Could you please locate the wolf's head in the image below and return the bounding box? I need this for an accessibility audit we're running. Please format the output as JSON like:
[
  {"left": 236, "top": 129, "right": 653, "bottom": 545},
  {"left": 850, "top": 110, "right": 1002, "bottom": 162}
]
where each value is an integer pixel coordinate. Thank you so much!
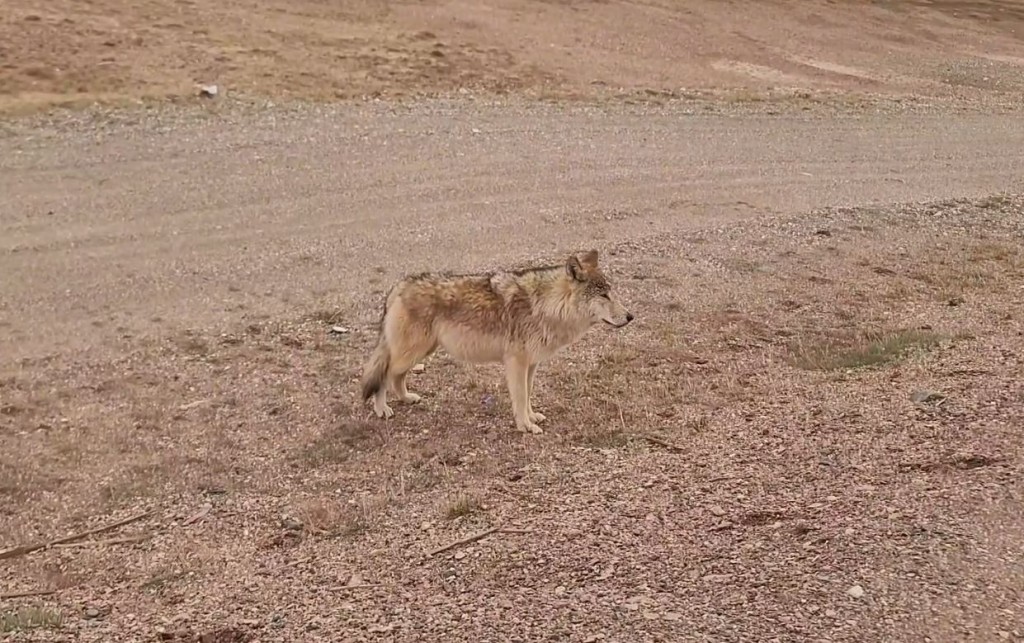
[{"left": 565, "top": 250, "right": 634, "bottom": 328}]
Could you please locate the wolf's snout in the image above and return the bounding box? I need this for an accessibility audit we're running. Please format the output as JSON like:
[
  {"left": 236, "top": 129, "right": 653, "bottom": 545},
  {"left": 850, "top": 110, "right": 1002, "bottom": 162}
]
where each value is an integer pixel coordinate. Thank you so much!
[{"left": 625, "top": 312, "right": 634, "bottom": 323}]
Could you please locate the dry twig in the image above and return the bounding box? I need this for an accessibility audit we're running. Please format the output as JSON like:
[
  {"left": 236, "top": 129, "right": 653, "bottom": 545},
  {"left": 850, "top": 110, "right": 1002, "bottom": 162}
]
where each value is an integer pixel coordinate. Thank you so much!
[
  {"left": 0, "top": 589, "right": 57, "bottom": 599},
  {"left": 0, "top": 510, "right": 156, "bottom": 561},
  {"left": 636, "top": 434, "right": 687, "bottom": 452},
  {"left": 53, "top": 534, "right": 151, "bottom": 549},
  {"left": 429, "top": 526, "right": 500, "bottom": 557},
  {"left": 183, "top": 504, "right": 212, "bottom": 526}
]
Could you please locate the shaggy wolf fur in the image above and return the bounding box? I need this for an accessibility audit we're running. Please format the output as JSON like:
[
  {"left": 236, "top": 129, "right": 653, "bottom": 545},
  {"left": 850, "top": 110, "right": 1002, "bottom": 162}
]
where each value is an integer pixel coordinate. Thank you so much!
[{"left": 360, "top": 249, "right": 633, "bottom": 434}]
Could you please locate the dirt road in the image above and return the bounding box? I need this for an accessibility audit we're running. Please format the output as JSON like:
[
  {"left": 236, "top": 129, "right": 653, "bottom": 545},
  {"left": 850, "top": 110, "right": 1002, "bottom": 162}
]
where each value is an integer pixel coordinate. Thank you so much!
[{"left": 2, "top": 105, "right": 1023, "bottom": 363}]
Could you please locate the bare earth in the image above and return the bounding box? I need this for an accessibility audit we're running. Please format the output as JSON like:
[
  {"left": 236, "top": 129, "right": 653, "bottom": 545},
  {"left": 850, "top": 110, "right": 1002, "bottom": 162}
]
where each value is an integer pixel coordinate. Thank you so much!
[{"left": 2, "top": 1, "right": 1024, "bottom": 642}]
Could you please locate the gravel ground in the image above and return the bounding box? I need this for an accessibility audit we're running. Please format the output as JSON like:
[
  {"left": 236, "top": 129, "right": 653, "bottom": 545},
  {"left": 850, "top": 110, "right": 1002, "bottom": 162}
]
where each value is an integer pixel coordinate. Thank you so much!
[{"left": 1, "top": 164, "right": 1023, "bottom": 640}]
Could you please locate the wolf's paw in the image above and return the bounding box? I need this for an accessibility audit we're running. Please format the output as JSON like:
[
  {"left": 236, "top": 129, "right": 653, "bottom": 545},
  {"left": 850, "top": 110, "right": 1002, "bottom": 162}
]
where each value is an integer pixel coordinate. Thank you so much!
[
  {"left": 529, "top": 411, "right": 547, "bottom": 423},
  {"left": 518, "top": 421, "right": 544, "bottom": 435},
  {"left": 374, "top": 404, "right": 394, "bottom": 419},
  {"left": 401, "top": 392, "right": 422, "bottom": 404}
]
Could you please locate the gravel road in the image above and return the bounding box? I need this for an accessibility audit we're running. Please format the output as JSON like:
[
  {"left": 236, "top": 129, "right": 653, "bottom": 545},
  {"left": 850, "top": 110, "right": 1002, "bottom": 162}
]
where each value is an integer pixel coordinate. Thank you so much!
[{"left": 2, "top": 104, "right": 1023, "bottom": 363}]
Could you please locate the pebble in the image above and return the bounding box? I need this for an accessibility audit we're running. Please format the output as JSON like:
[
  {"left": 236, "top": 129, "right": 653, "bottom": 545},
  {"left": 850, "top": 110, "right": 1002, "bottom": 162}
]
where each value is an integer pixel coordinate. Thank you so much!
[
  {"left": 847, "top": 584, "right": 866, "bottom": 598},
  {"left": 412, "top": 363, "right": 426, "bottom": 373},
  {"left": 708, "top": 505, "right": 726, "bottom": 517}
]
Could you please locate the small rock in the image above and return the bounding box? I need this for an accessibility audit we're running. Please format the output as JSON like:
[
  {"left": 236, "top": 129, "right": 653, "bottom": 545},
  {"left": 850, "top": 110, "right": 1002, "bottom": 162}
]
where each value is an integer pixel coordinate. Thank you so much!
[
  {"left": 825, "top": 609, "right": 838, "bottom": 618},
  {"left": 911, "top": 390, "right": 945, "bottom": 404},
  {"left": 198, "top": 84, "right": 219, "bottom": 98},
  {"left": 412, "top": 363, "right": 426, "bottom": 373},
  {"left": 947, "top": 296, "right": 965, "bottom": 307},
  {"left": 708, "top": 505, "right": 726, "bottom": 517},
  {"left": 84, "top": 608, "right": 101, "bottom": 619},
  {"left": 702, "top": 573, "right": 733, "bottom": 583},
  {"left": 814, "top": 229, "right": 832, "bottom": 237},
  {"left": 330, "top": 325, "right": 350, "bottom": 334},
  {"left": 847, "top": 584, "right": 865, "bottom": 598},
  {"left": 453, "top": 551, "right": 466, "bottom": 561},
  {"left": 554, "top": 585, "right": 566, "bottom": 595}
]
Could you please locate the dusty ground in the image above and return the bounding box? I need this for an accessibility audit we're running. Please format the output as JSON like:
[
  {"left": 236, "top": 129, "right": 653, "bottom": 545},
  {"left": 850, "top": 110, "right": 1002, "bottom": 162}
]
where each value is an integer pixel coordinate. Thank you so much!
[{"left": 2, "top": 0, "right": 1024, "bottom": 642}]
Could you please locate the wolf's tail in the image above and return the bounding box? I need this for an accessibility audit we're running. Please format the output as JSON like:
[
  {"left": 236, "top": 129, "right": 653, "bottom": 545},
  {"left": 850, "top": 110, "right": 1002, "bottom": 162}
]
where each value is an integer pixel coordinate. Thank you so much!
[{"left": 361, "top": 335, "right": 391, "bottom": 401}]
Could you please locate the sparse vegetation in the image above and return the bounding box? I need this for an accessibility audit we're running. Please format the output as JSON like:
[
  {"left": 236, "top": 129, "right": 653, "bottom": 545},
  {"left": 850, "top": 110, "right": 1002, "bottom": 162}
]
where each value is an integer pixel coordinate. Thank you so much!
[
  {"left": 787, "top": 329, "right": 945, "bottom": 371},
  {"left": 0, "top": 607, "right": 62, "bottom": 633},
  {"left": 443, "top": 493, "right": 483, "bottom": 520}
]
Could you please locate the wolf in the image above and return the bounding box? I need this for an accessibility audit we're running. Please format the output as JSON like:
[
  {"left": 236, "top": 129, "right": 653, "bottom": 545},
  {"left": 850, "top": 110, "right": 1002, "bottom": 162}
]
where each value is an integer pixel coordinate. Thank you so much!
[{"left": 359, "top": 249, "right": 634, "bottom": 434}]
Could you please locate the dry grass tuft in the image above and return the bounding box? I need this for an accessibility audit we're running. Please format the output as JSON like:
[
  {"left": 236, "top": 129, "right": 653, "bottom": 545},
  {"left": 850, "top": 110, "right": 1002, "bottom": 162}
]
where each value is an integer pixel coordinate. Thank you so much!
[
  {"left": 293, "top": 497, "right": 348, "bottom": 535},
  {"left": 0, "top": 607, "right": 63, "bottom": 633},
  {"left": 340, "top": 495, "right": 389, "bottom": 536},
  {"left": 788, "top": 329, "right": 945, "bottom": 371},
  {"left": 443, "top": 493, "right": 483, "bottom": 520},
  {"left": 298, "top": 420, "right": 383, "bottom": 468},
  {"left": 574, "top": 427, "right": 631, "bottom": 449}
]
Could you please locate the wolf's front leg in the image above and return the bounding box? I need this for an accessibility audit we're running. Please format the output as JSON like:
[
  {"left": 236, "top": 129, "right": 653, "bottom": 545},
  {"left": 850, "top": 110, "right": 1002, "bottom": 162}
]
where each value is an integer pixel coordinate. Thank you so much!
[
  {"left": 526, "top": 363, "right": 546, "bottom": 424},
  {"left": 505, "top": 354, "right": 542, "bottom": 434}
]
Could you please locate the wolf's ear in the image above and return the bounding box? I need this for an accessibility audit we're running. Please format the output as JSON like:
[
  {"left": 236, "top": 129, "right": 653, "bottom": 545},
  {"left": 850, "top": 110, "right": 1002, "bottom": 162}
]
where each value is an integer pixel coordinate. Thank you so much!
[
  {"left": 566, "top": 254, "right": 586, "bottom": 282},
  {"left": 580, "top": 249, "right": 599, "bottom": 269}
]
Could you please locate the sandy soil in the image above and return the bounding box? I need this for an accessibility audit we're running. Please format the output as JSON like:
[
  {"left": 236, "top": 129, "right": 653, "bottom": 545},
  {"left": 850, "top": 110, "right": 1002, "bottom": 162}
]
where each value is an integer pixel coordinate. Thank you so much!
[{"left": 2, "top": 1, "right": 1024, "bottom": 642}]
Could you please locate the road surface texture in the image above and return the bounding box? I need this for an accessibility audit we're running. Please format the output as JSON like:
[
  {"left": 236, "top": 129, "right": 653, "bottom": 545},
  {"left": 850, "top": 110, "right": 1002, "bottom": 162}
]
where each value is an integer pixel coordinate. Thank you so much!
[
  {"left": 2, "top": 0, "right": 1024, "bottom": 641},
  {"left": 3, "top": 105, "right": 1023, "bottom": 362}
]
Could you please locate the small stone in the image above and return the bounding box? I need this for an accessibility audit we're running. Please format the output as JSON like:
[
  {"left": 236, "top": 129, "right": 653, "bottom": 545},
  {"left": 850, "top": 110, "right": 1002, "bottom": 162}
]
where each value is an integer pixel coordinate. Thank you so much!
[
  {"left": 453, "top": 551, "right": 466, "bottom": 561},
  {"left": 84, "top": 608, "right": 101, "bottom": 619},
  {"left": 997, "top": 632, "right": 1010, "bottom": 640},
  {"left": 330, "top": 325, "right": 350, "bottom": 334},
  {"left": 814, "top": 229, "right": 832, "bottom": 237},
  {"left": 198, "top": 84, "right": 218, "bottom": 98},
  {"left": 847, "top": 584, "right": 865, "bottom": 598},
  {"left": 947, "top": 296, "right": 965, "bottom": 307},
  {"left": 554, "top": 585, "right": 566, "bottom": 595},
  {"left": 708, "top": 505, "right": 726, "bottom": 517},
  {"left": 825, "top": 609, "right": 838, "bottom": 618},
  {"left": 911, "top": 390, "right": 945, "bottom": 404},
  {"left": 412, "top": 363, "right": 426, "bottom": 373},
  {"left": 642, "top": 611, "right": 659, "bottom": 620}
]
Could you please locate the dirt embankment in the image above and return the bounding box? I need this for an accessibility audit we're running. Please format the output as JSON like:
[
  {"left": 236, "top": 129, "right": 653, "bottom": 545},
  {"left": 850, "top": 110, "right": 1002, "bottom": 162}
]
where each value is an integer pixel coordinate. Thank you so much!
[{"left": 2, "top": 0, "right": 1024, "bottom": 113}]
